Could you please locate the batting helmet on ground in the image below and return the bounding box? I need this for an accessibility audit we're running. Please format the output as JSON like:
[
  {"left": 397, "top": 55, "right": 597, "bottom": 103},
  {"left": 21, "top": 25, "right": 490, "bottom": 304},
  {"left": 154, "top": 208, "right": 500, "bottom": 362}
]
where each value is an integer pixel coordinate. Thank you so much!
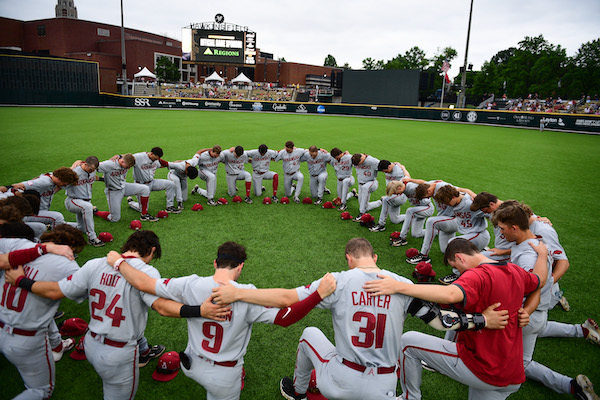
[
  {"left": 130, "top": 220, "right": 142, "bottom": 230},
  {"left": 98, "top": 232, "right": 113, "bottom": 242},
  {"left": 412, "top": 262, "right": 436, "bottom": 283}
]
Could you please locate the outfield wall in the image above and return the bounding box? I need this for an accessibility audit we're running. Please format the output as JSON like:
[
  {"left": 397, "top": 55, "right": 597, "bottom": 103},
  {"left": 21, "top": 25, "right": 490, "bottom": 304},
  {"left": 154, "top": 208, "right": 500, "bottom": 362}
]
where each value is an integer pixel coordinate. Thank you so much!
[{"left": 107, "top": 94, "right": 600, "bottom": 134}]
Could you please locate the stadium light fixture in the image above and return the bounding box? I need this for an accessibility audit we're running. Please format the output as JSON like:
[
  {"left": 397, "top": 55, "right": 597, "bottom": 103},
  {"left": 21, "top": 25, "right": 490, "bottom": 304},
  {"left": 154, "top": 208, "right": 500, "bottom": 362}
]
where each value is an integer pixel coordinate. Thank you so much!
[
  {"left": 120, "top": 0, "right": 127, "bottom": 95},
  {"left": 458, "top": 0, "right": 474, "bottom": 108}
]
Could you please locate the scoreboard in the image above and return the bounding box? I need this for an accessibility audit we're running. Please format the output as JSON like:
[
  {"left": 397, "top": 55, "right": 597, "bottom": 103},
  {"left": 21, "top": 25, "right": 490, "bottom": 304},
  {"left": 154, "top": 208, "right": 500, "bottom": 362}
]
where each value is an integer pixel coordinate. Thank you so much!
[{"left": 182, "top": 22, "right": 256, "bottom": 65}]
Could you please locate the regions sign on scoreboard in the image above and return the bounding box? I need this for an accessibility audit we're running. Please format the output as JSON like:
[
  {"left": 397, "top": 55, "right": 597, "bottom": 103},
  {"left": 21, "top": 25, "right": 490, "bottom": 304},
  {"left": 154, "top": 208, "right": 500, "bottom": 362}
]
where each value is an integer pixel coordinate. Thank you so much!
[{"left": 182, "top": 21, "right": 256, "bottom": 65}]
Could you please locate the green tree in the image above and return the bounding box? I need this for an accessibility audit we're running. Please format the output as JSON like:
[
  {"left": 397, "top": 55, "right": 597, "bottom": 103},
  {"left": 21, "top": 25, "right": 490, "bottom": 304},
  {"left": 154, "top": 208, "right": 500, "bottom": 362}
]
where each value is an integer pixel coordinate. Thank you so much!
[
  {"left": 155, "top": 56, "right": 180, "bottom": 83},
  {"left": 570, "top": 38, "right": 600, "bottom": 97},
  {"left": 362, "top": 57, "right": 384, "bottom": 70},
  {"left": 342, "top": 62, "right": 351, "bottom": 69},
  {"left": 384, "top": 46, "right": 429, "bottom": 70},
  {"left": 324, "top": 54, "right": 338, "bottom": 67}
]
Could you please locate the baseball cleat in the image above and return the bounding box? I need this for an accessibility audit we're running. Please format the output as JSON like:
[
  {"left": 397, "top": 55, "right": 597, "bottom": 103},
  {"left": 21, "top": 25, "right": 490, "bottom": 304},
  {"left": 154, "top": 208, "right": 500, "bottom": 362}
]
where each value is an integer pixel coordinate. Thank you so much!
[
  {"left": 126, "top": 196, "right": 133, "bottom": 203},
  {"left": 406, "top": 253, "right": 431, "bottom": 265},
  {"left": 271, "top": 195, "right": 279, "bottom": 203},
  {"left": 314, "top": 198, "right": 323, "bottom": 205},
  {"left": 191, "top": 184, "right": 200, "bottom": 195},
  {"left": 369, "top": 224, "right": 386, "bottom": 232},
  {"left": 139, "top": 344, "right": 166, "bottom": 368},
  {"left": 206, "top": 199, "right": 218, "bottom": 206},
  {"left": 353, "top": 213, "right": 364, "bottom": 222},
  {"left": 244, "top": 196, "right": 253, "bottom": 204},
  {"left": 421, "top": 360, "right": 438, "bottom": 373},
  {"left": 439, "top": 273, "right": 460, "bottom": 285},
  {"left": 54, "top": 311, "right": 65, "bottom": 320},
  {"left": 391, "top": 237, "right": 408, "bottom": 247},
  {"left": 88, "top": 237, "right": 105, "bottom": 247},
  {"left": 572, "top": 374, "right": 598, "bottom": 400},
  {"left": 293, "top": 196, "right": 300, "bottom": 204},
  {"left": 280, "top": 377, "right": 307, "bottom": 400},
  {"left": 324, "top": 187, "right": 331, "bottom": 195},
  {"left": 53, "top": 338, "right": 75, "bottom": 362},
  {"left": 559, "top": 295, "right": 571, "bottom": 311},
  {"left": 140, "top": 213, "right": 159, "bottom": 222},
  {"left": 583, "top": 319, "right": 600, "bottom": 346},
  {"left": 92, "top": 206, "right": 98, "bottom": 214},
  {"left": 351, "top": 188, "right": 358, "bottom": 198},
  {"left": 166, "top": 206, "right": 182, "bottom": 214},
  {"left": 177, "top": 202, "right": 184, "bottom": 210},
  {"left": 261, "top": 185, "right": 266, "bottom": 193},
  {"left": 338, "top": 204, "right": 347, "bottom": 211}
]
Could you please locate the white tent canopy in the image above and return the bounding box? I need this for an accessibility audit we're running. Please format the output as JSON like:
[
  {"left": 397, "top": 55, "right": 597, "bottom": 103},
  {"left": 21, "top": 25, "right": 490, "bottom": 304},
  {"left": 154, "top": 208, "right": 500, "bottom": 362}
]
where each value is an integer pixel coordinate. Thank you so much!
[
  {"left": 232, "top": 72, "right": 252, "bottom": 84},
  {"left": 134, "top": 67, "right": 156, "bottom": 79},
  {"left": 205, "top": 71, "right": 224, "bottom": 82}
]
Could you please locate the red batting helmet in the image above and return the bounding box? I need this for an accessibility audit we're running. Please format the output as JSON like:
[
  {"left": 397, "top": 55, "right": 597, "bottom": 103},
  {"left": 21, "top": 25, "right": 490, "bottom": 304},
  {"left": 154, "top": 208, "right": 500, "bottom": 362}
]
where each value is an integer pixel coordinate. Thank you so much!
[
  {"left": 405, "top": 247, "right": 419, "bottom": 258},
  {"left": 232, "top": 195, "right": 243, "bottom": 203},
  {"left": 58, "top": 317, "right": 88, "bottom": 337},
  {"left": 322, "top": 201, "right": 334, "bottom": 209},
  {"left": 157, "top": 210, "right": 169, "bottom": 219},
  {"left": 263, "top": 197, "right": 272, "bottom": 204},
  {"left": 130, "top": 220, "right": 142, "bottom": 230},
  {"left": 390, "top": 231, "right": 401, "bottom": 240},
  {"left": 340, "top": 211, "right": 352, "bottom": 220},
  {"left": 302, "top": 197, "right": 313, "bottom": 204},
  {"left": 98, "top": 232, "right": 113, "bottom": 242},
  {"left": 280, "top": 196, "right": 290, "bottom": 204},
  {"left": 70, "top": 336, "right": 87, "bottom": 361},
  {"left": 152, "top": 351, "right": 181, "bottom": 382},
  {"left": 413, "top": 262, "right": 436, "bottom": 283},
  {"left": 217, "top": 198, "right": 228, "bottom": 205},
  {"left": 307, "top": 369, "right": 328, "bottom": 399}
]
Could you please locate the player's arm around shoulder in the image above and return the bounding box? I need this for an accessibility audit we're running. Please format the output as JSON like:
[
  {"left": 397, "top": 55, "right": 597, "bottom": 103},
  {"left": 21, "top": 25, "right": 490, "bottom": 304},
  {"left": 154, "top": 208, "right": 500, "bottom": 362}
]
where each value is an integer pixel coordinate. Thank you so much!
[
  {"left": 5, "top": 265, "right": 66, "bottom": 300},
  {"left": 107, "top": 250, "right": 157, "bottom": 294},
  {"left": 363, "top": 273, "right": 464, "bottom": 305}
]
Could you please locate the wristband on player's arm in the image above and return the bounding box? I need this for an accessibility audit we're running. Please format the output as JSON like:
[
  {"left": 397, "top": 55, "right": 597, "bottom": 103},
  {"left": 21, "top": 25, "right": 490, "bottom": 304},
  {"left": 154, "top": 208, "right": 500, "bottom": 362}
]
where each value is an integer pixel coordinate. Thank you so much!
[
  {"left": 180, "top": 304, "right": 202, "bottom": 318},
  {"left": 15, "top": 275, "right": 35, "bottom": 292},
  {"left": 8, "top": 244, "right": 47, "bottom": 267},
  {"left": 274, "top": 290, "right": 323, "bottom": 327}
]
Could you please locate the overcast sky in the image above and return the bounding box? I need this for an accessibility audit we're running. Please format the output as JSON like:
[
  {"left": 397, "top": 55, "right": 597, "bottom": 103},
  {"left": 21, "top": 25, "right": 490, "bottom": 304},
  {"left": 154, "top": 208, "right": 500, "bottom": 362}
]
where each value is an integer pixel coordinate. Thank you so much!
[{"left": 1, "top": 0, "right": 599, "bottom": 78}]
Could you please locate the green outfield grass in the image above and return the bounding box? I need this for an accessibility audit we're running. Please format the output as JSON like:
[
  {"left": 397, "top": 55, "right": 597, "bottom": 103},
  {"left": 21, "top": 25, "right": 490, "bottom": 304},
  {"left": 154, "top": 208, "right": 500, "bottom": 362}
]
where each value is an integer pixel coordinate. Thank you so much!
[{"left": 1, "top": 106, "right": 599, "bottom": 399}]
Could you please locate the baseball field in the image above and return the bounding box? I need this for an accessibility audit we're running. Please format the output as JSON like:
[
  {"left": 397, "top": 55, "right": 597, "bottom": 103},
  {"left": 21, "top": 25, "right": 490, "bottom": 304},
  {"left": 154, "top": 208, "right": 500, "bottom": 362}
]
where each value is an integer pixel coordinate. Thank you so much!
[{"left": 1, "top": 106, "right": 599, "bottom": 399}]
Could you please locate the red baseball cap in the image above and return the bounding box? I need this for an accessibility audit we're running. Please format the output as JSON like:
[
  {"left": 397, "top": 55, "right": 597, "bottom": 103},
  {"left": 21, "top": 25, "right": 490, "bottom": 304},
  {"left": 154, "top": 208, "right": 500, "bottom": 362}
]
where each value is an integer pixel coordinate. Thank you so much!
[
  {"left": 263, "top": 197, "right": 272, "bottom": 204},
  {"left": 415, "top": 261, "right": 436, "bottom": 277},
  {"left": 152, "top": 351, "right": 180, "bottom": 382},
  {"left": 280, "top": 197, "right": 290, "bottom": 204},
  {"left": 232, "top": 195, "right": 243, "bottom": 203},
  {"left": 130, "top": 220, "right": 142, "bottom": 230},
  {"left": 59, "top": 317, "right": 88, "bottom": 337},
  {"left": 157, "top": 210, "right": 168, "bottom": 218},
  {"left": 191, "top": 203, "right": 203, "bottom": 211},
  {"left": 70, "top": 336, "right": 87, "bottom": 361},
  {"left": 98, "top": 232, "right": 113, "bottom": 242},
  {"left": 302, "top": 197, "right": 313, "bottom": 204},
  {"left": 322, "top": 201, "right": 334, "bottom": 209}
]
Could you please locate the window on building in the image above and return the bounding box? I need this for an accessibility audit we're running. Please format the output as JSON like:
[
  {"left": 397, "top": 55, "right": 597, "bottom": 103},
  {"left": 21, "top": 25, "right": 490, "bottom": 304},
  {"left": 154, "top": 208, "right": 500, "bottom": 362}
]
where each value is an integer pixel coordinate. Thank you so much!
[
  {"left": 37, "top": 25, "right": 46, "bottom": 36},
  {"left": 97, "top": 28, "right": 110, "bottom": 37},
  {"left": 62, "top": 9, "right": 68, "bottom": 17}
]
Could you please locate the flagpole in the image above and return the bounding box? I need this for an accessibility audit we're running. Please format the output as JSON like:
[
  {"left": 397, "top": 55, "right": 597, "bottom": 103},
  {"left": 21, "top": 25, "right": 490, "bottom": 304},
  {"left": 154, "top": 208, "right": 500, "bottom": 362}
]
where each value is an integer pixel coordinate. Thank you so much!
[{"left": 440, "top": 75, "right": 446, "bottom": 108}]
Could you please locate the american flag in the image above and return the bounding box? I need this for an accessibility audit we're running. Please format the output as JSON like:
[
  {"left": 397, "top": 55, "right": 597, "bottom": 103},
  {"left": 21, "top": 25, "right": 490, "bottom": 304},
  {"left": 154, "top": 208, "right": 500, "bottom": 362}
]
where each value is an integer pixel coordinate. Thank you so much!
[{"left": 441, "top": 60, "right": 450, "bottom": 73}]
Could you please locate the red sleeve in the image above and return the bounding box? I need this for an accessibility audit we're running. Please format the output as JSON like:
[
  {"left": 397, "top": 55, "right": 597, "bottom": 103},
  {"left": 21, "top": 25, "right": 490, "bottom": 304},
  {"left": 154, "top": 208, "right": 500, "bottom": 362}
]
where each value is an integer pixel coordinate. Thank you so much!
[
  {"left": 273, "top": 290, "right": 323, "bottom": 327},
  {"left": 8, "top": 244, "right": 46, "bottom": 267},
  {"left": 158, "top": 159, "right": 169, "bottom": 168},
  {"left": 453, "top": 269, "right": 484, "bottom": 310},
  {"left": 514, "top": 267, "right": 540, "bottom": 296}
]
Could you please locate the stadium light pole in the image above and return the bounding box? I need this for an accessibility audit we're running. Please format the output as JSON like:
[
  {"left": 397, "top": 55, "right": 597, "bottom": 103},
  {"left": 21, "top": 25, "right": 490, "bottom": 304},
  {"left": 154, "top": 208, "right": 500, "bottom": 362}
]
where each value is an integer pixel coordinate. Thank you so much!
[
  {"left": 458, "top": 0, "right": 474, "bottom": 108},
  {"left": 120, "top": 0, "right": 127, "bottom": 95}
]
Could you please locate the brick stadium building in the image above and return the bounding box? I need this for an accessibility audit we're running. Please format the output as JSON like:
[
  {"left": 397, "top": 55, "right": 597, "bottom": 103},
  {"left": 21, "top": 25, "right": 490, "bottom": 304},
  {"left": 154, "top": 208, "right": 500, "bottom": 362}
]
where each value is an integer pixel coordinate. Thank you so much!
[{"left": 0, "top": 1, "right": 340, "bottom": 94}]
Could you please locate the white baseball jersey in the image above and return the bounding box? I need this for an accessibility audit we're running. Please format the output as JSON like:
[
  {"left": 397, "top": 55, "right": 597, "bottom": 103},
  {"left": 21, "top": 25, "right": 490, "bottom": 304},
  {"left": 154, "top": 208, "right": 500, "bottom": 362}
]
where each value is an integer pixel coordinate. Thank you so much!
[
  {"left": 246, "top": 149, "right": 277, "bottom": 173},
  {"left": 510, "top": 239, "right": 554, "bottom": 311},
  {"left": 220, "top": 150, "right": 249, "bottom": 175},
  {"left": 276, "top": 148, "right": 305, "bottom": 174},
  {"left": 97, "top": 159, "right": 128, "bottom": 190},
  {"left": 329, "top": 154, "right": 353, "bottom": 180},
  {"left": 452, "top": 195, "right": 488, "bottom": 235},
  {"left": 196, "top": 152, "right": 223, "bottom": 174},
  {"left": 404, "top": 182, "right": 432, "bottom": 207},
  {"left": 132, "top": 152, "right": 159, "bottom": 183},
  {"left": 530, "top": 221, "right": 568, "bottom": 262},
  {"left": 302, "top": 151, "right": 332, "bottom": 176},
  {"left": 167, "top": 160, "right": 188, "bottom": 180},
  {"left": 21, "top": 173, "right": 56, "bottom": 211},
  {"left": 427, "top": 180, "right": 454, "bottom": 216},
  {"left": 66, "top": 165, "right": 96, "bottom": 200},
  {"left": 0, "top": 239, "right": 79, "bottom": 331},
  {"left": 486, "top": 214, "right": 514, "bottom": 250},
  {"left": 354, "top": 155, "right": 379, "bottom": 185},
  {"left": 154, "top": 275, "right": 279, "bottom": 362},
  {"left": 384, "top": 164, "right": 406, "bottom": 183},
  {"left": 296, "top": 268, "right": 413, "bottom": 368},
  {"left": 59, "top": 257, "right": 160, "bottom": 342}
]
